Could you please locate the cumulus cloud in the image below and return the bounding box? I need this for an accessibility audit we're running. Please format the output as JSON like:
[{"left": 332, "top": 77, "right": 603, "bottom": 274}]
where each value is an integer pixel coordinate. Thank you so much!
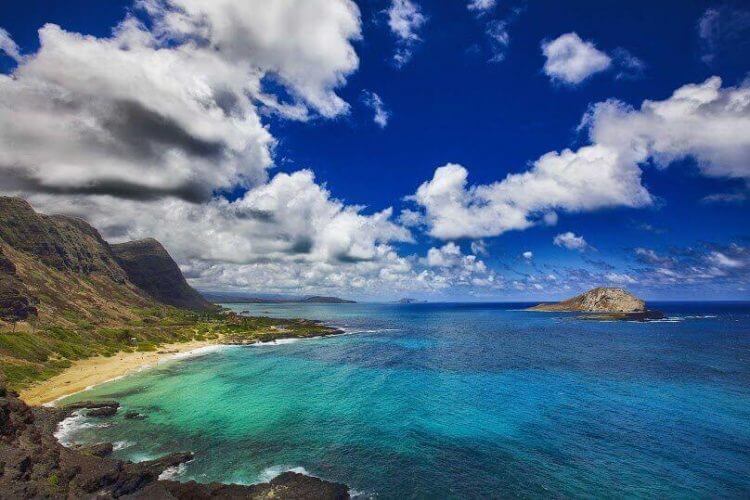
[
  {"left": 541, "top": 32, "right": 611, "bottom": 85},
  {"left": 407, "top": 76, "right": 749, "bottom": 240},
  {"left": 140, "top": 0, "right": 362, "bottom": 117},
  {"left": 523, "top": 251, "right": 533, "bottom": 260},
  {"left": 0, "top": 1, "right": 477, "bottom": 298},
  {"left": 553, "top": 232, "right": 588, "bottom": 251},
  {"left": 583, "top": 76, "right": 750, "bottom": 181},
  {"left": 0, "top": 0, "right": 362, "bottom": 204},
  {"left": 408, "top": 147, "right": 650, "bottom": 239},
  {"left": 361, "top": 90, "right": 390, "bottom": 128},
  {"left": 24, "top": 169, "right": 412, "bottom": 265},
  {"left": 386, "top": 0, "right": 426, "bottom": 67}
]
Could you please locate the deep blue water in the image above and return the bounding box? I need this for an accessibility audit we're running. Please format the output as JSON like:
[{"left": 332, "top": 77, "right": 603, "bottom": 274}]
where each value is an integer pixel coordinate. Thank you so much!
[{"left": 60, "top": 302, "right": 750, "bottom": 498}]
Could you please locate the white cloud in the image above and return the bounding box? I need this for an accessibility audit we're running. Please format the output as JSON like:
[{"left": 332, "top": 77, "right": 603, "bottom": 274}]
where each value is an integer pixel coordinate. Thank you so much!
[
  {"left": 541, "top": 32, "right": 611, "bottom": 85},
  {"left": 467, "top": 0, "right": 496, "bottom": 14},
  {"left": 408, "top": 76, "right": 749, "bottom": 241},
  {"left": 523, "top": 251, "right": 533, "bottom": 260},
  {"left": 426, "top": 242, "right": 462, "bottom": 267},
  {"left": 361, "top": 90, "right": 390, "bottom": 128},
  {"left": 409, "top": 146, "right": 651, "bottom": 239},
  {"left": 140, "top": 0, "right": 362, "bottom": 117},
  {"left": 25, "top": 169, "right": 412, "bottom": 266},
  {"left": 0, "top": 1, "right": 463, "bottom": 298},
  {"left": 553, "top": 232, "right": 588, "bottom": 251},
  {"left": 543, "top": 211, "right": 559, "bottom": 226},
  {"left": 605, "top": 272, "right": 637, "bottom": 284},
  {"left": 583, "top": 76, "right": 750, "bottom": 180},
  {"left": 0, "top": 28, "right": 21, "bottom": 61},
  {"left": 0, "top": 1, "right": 362, "bottom": 204},
  {"left": 386, "top": 0, "right": 426, "bottom": 67},
  {"left": 708, "top": 251, "right": 744, "bottom": 268},
  {"left": 486, "top": 20, "right": 511, "bottom": 63},
  {"left": 470, "top": 240, "right": 488, "bottom": 256},
  {"left": 397, "top": 208, "right": 424, "bottom": 227},
  {"left": 612, "top": 48, "right": 645, "bottom": 80}
]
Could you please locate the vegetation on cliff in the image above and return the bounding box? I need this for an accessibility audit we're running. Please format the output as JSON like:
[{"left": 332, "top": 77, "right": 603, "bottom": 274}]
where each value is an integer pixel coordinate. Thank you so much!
[{"left": 0, "top": 198, "right": 339, "bottom": 390}]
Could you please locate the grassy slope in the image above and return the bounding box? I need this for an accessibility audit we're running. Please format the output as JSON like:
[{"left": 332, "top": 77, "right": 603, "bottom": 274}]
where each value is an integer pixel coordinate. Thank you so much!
[
  {"left": 0, "top": 308, "right": 339, "bottom": 390},
  {"left": 0, "top": 198, "right": 340, "bottom": 391}
]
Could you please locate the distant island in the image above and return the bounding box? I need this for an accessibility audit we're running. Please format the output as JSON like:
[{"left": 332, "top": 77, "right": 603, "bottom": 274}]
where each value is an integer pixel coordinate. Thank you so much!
[
  {"left": 528, "top": 287, "right": 665, "bottom": 320},
  {"left": 397, "top": 298, "right": 427, "bottom": 304},
  {"left": 202, "top": 291, "right": 356, "bottom": 304}
]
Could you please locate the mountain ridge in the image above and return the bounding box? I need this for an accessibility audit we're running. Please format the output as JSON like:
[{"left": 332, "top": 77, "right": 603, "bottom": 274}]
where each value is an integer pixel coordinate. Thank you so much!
[{"left": 111, "top": 238, "right": 214, "bottom": 311}]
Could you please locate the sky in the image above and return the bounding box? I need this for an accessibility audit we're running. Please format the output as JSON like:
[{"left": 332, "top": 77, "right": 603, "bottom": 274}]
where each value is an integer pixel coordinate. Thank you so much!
[{"left": 0, "top": 0, "right": 748, "bottom": 301}]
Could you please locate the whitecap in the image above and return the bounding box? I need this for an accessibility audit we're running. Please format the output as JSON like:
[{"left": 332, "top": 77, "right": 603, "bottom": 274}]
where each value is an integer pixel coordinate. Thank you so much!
[
  {"left": 256, "top": 465, "right": 311, "bottom": 483},
  {"left": 165, "top": 344, "right": 229, "bottom": 361},
  {"left": 350, "top": 489, "right": 377, "bottom": 499},
  {"left": 113, "top": 440, "right": 134, "bottom": 451},
  {"left": 158, "top": 462, "right": 188, "bottom": 480},
  {"left": 53, "top": 411, "right": 110, "bottom": 446}
]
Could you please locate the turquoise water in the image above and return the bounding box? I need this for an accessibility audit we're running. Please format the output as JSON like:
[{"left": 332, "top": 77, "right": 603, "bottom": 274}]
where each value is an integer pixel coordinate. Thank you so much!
[{"left": 60, "top": 303, "right": 750, "bottom": 498}]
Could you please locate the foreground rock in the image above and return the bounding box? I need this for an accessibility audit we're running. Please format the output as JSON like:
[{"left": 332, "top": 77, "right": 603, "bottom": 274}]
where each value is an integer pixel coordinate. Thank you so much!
[
  {"left": 528, "top": 287, "right": 664, "bottom": 320},
  {"left": 0, "top": 376, "right": 349, "bottom": 499}
]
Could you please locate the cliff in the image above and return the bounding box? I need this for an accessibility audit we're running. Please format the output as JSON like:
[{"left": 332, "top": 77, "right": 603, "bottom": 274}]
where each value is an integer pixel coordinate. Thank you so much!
[
  {"left": 111, "top": 238, "right": 214, "bottom": 311},
  {"left": 0, "top": 197, "right": 221, "bottom": 387},
  {"left": 0, "top": 197, "right": 154, "bottom": 326},
  {"left": 529, "top": 287, "right": 648, "bottom": 313}
]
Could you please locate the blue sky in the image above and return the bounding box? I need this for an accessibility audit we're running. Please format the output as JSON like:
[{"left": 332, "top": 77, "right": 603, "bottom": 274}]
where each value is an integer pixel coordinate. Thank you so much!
[{"left": 0, "top": 0, "right": 748, "bottom": 300}]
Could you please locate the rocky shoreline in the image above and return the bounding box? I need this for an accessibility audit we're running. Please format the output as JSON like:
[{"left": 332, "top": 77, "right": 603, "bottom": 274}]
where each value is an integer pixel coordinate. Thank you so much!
[{"left": 1, "top": 376, "right": 350, "bottom": 499}]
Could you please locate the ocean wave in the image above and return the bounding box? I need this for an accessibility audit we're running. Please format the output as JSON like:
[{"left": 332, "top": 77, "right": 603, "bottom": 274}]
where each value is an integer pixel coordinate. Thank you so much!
[
  {"left": 158, "top": 462, "right": 189, "bottom": 481},
  {"left": 113, "top": 440, "right": 134, "bottom": 451},
  {"left": 350, "top": 489, "right": 377, "bottom": 499},
  {"left": 165, "top": 344, "right": 229, "bottom": 361},
  {"left": 256, "top": 465, "right": 311, "bottom": 483},
  {"left": 53, "top": 411, "right": 111, "bottom": 447},
  {"left": 643, "top": 315, "right": 719, "bottom": 323},
  {"left": 249, "top": 337, "right": 302, "bottom": 347}
]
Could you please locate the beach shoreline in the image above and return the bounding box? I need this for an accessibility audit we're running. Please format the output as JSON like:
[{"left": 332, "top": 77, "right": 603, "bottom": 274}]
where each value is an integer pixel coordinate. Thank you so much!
[
  {"left": 18, "top": 323, "right": 347, "bottom": 406},
  {"left": 19, "top": 338, "right": 224, "bottom": 406}
]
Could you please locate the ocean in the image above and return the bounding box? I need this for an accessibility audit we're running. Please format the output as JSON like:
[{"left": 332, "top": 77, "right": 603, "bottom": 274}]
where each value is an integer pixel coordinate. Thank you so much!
[{"left": 58, "top": 302, "right": 750, "bottom": 498}]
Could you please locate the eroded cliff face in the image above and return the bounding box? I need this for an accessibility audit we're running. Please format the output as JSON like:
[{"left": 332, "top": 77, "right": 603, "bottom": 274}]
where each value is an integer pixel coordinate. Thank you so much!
[
  {"left": 0, "top": 375, "right": 349, "bottom": 499},
  {"left": 529, "top": 287, "right": 647, "bottom": 313},
  {"left": 111, "top": 238, "right": 214, "bottom": 311},
  {"left": 0, "top": 197, "right": 213, "bottom": 326}
]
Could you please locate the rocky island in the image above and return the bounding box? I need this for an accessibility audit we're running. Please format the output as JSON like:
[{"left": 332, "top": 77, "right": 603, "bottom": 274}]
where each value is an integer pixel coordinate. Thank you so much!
[{"left": 528, "top": 287, "right": 665, "bottom": 320}]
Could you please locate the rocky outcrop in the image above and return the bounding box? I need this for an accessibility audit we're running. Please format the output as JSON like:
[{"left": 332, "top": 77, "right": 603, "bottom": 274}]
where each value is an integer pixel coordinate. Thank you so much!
[
  {"left": 112, "top": 238, "right": 215, "bottom": 311},
  {"left": 529, "top": 287, "right": 646, "bottom": 313},
  {"left": 528, "top": 287, "right": 664, "bottom": 321},
  {"left": 0, "top": 375, "right": 349, "bottom": 499}
]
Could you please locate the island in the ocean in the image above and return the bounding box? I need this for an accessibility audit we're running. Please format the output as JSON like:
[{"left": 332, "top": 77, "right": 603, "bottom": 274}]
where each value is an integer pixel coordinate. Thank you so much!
[
  {"left": 528, "top": 287, "right": 665, "bottom": 321},
  {"left": 0, "top": 196, "right": 350, "bottom": 498}
]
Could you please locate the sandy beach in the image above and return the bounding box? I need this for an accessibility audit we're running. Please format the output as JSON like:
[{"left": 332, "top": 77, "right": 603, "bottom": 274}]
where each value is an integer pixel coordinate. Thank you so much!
[{"left": 19, "top": 339, "right": 223, "bottom": 406}]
